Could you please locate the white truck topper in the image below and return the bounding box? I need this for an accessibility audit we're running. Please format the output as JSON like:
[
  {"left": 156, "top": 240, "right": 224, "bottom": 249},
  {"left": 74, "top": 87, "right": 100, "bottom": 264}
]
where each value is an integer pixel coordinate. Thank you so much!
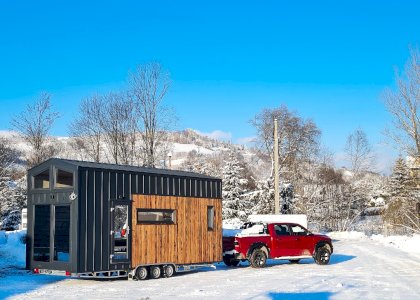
[{"left": 247, "top": 214, "right": 308, "bottom": 229}]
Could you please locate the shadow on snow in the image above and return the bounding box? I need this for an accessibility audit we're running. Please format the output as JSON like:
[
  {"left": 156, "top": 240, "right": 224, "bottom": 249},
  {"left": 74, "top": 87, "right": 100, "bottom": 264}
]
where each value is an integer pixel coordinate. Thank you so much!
[
  {"left": 0, "top": 268, "right": 66, "bottom": 299},
  {"left": 267, "top": 291, "right": 335, "bottom": 300}
]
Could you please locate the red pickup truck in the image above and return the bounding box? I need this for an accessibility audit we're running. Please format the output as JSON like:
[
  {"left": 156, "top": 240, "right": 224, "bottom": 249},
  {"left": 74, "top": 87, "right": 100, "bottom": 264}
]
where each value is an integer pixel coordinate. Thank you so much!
[{"left": 223, "top": 222, "right": 333, "bottom": 268}]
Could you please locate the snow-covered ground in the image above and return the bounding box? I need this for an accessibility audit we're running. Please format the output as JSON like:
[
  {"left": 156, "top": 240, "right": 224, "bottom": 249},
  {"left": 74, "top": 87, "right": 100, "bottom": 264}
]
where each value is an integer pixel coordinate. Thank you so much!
[{"left": 1, "top": 230, "right": 420, "bottom": 299}]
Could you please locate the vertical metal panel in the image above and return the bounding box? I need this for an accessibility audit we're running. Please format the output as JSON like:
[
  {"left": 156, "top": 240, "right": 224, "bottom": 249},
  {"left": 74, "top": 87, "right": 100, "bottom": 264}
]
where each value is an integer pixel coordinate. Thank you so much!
[
  {"left": 186, "top": 178, "right": 191, "bottom": 197},
  {"left": 191, "top": 179, "right": 196, "bottom": 197},
  {"left": 156, "top": 176, "right": 162, "bottom": 195},
  {"left": 117, "top": 172, "right": 124, "bottom": 198},
  {"left": 174, "top": 177, "right": 180, "bottom": 195},
  {"left": 94, "top": 171, "right": 103, "bottom": 271},
  {"left": 110, "top": 172, "right": 117, "bottom": 200},
  {"left": 180, "top": 178, "right": 185, "bottom": 197},
  {"left": 102, "top": 171, "right": 110, "bottom": 271},
  {"left": 144, "top": 175, "right": 150, "bottom": 194},
  {"left": 77, "top": 170, "right": 87, "bottom": 272},
  {"left": 162, "top": 177, "right": 168, "bottom": 196},
  {"left": 86, "top": 170, "right": 95, "bottom": 271},
  {"left": 150, "top": 175, "right": 155, "bottom": 194}
]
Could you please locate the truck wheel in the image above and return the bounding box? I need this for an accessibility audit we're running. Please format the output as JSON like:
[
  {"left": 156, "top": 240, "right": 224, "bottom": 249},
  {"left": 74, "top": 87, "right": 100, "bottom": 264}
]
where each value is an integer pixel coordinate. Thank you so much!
[
  {"left": 289, "top": 259, "right": 300, "bottom": 264},
  {"left": 135, "top": 266, "right": 148, "bottom": 280},
  {"left": 315, "top": 247, "right": 331, "bottom": 265},
  {"left": 164, "top": 265, "right": 175, "bottom": 278},
  {"left": 250, "top": 249, "right": 267, "bottom": 268},
  {"left": 150, "top": 266, "right": 162, "bottom": 279}
]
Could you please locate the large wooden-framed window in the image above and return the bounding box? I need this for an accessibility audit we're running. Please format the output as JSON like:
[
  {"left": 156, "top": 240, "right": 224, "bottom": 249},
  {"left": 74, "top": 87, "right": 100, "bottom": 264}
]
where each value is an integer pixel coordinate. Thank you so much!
[
  {"left": 137, "top": 209, "right": 176, "bottom": 224},
  {"left": 207, "top": 206, "right": 214, "bottom": 231}
]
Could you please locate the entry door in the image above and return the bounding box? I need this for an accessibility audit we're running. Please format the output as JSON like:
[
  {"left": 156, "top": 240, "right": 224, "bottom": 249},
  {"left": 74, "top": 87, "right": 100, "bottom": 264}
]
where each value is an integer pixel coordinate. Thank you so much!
[
  {"left": 32, "top": 192, "right": 72, "bottom": 268},
  {"left": 110, "top": 200, "right": 132, "bottom": 264}
]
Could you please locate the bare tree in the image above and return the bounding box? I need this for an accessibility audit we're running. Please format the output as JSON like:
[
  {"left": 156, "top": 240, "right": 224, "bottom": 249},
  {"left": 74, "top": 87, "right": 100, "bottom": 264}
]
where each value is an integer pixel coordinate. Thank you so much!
[
  {"left": 344, "top": 129, "right": 375, "bottom": 174},
  {"left": 251, "top": 105, "right": 321, "bottom": 179},
  {"left": 11, "top": 92, "right": 59, "bottom": 166},
  {"left": 99, "top": 93, "right": 138, "bottom": 165},
  {"left": 384, "top": 47, "right": 420, "bottom": 156},
  {"left": 69, "top": 95, "right": 104, "bottom": 162},
  {"left": 128, "top": 62, "right": 175, "bottom": 167}
]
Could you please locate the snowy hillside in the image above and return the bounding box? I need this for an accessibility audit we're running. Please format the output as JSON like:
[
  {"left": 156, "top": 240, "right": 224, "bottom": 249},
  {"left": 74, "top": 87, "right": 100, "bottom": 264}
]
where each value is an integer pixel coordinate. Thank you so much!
[{"left": 0, "top": 129, "right": 260, "bottom": 173}]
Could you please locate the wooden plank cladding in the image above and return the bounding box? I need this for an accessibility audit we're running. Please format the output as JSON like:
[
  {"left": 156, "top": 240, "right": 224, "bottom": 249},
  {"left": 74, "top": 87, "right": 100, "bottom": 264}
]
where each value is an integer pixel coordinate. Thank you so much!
[{"left": 131, "top": 195, "right": 222, "bottom": 266}]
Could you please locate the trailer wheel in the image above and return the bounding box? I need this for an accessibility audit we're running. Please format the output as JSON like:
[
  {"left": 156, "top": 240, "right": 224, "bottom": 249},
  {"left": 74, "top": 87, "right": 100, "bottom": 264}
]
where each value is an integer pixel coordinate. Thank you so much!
[
  {"left": 135, "top": 266, "right": 148, "bottom": 280},
  {"left": 250, "top": 248, "right": 267, "bottom": 268},
  {"left": 230, "top": 259, "right": 240, "bottom": 267},
  {"left": 164, "top": 265, "right": 175, "bottom": 278},
  {"left": 150, "top": 266, "right": 162, "bottom": 279}
]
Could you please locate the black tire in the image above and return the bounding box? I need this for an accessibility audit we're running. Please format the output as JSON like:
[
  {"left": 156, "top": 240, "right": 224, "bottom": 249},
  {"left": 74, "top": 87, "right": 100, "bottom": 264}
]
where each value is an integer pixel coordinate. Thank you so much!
[
  {"left": 164, "top": 265, "right": 175, "bottom": 278},
  {"left": 223, "top": 255, "right": 240, "bottom": 267},
  {"left": 315, "top": 247, "right": 331, "bottom": 265},
  {"left": 230, "top": 259, "right": 240, "bottom": 267},
  {"left": 223, "top": 255, "right": 233, "bottom": 266},
  {"left": 289, "top": 259, "right": 300, "bottom": 264},
  {"left": 250, "top": 249, "right": 267, "bottom": 268},
  {"left": 135, "top": 266, "right": 148, "bottom": 280},
  {"left": 149, "top": 266, "right": 162, "bottom": 279}
]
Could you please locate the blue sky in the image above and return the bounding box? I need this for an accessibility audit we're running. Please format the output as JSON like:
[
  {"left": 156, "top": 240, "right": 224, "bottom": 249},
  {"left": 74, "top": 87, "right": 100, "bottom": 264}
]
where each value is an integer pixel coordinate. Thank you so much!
[{"left": 0, "top": 1, "right": 419, "bottom": 173}]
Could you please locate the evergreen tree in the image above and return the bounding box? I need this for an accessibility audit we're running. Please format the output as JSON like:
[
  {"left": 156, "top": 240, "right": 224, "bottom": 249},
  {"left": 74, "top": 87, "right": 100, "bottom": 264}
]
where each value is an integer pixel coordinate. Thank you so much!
[
  {"left": 384, "top": 158, "right": 420, "bottom": 233},
  {"left": 247, "top": 178, "right": 275, "bottom": 215},
  {"left": 0, "top": 176, "right": 27, "bottom": 230},
  {"left": 222, "top": 152, "right": 250, "bottom": 220}
]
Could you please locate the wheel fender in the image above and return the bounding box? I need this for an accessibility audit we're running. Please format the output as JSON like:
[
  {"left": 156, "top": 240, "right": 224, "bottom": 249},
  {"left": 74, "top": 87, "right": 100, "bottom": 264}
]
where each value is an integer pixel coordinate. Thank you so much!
[
  {"left": 247, "top": 242, "right": 269, "bottom": 259},
  {"left": 314, "top": 241, "right": 332, "bottom": 256}
]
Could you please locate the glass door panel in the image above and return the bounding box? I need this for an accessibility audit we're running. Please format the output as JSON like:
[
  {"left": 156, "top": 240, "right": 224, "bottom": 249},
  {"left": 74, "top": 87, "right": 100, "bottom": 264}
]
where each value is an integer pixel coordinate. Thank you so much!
[
  {"left": 33, "top": 205, "right": 51, "bottom": 262},
  {"left": 113, "top": 205, "right": 129, "bottom": 261},
  {"left": 54, "top": 206, "right": 70, "bottom": 262}
]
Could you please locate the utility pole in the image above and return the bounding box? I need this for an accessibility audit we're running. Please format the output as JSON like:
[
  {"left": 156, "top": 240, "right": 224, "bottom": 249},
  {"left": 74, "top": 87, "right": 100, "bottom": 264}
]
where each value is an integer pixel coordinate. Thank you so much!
[{"left": 274, "top": 118, "right": 280, "bottom": 214}]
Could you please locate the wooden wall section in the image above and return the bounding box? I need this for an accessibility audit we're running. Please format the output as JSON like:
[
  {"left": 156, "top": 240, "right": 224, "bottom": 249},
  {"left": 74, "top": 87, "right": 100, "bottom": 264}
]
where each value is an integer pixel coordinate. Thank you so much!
[{"left": 131, "top": 195, "right": 222, "bottom": 266}]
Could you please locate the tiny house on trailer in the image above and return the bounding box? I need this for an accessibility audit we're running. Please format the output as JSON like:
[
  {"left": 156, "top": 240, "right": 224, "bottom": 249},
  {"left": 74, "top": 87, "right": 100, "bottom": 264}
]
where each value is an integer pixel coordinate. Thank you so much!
[{"left": 26, "top": 158, "right": 222, "bottom": 279}]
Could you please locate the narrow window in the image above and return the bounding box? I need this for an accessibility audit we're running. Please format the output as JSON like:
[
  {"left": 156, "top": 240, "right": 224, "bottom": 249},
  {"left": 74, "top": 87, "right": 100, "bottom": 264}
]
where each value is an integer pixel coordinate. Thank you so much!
[
  {"left": 33, "top": 169, "right": 50, "bottom": 189},
  {"left": 33, "top": 205, "right": 51, "bottom": 262},
  {"left": 207, "top": 206, "right": 214, "bottom": 231},
  {"left": 54, "top": 206, "right": 70, "bottom": 262},
  {"left": 137, "top": 209, "right": 176, "bottom": 224},
  {"left": 55, "top": 169, "right": 74, "bottom": 188}
]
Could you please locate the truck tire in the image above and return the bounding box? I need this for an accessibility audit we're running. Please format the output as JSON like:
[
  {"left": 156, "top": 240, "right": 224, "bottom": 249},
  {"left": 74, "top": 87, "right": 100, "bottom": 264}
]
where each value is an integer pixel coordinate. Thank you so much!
[
  {"left": 315, "top": 247, "right": 331, "bottom": 265},
  {"left": 135, "top": 266, "right": 148, "bottom": 280},
  {"left": 250, "top": 248, "right": 267, "bottom": 268},
  {"left": 231, "top": 259, "right": 240, "bottom": 267},
  {"left": 150, "top": 266, "right": 162, "bottom": 279},
  {"left": 223, "top": 255, "right": 240, "bottom": 267},
  {"left": 164, "top": 265, "right": 175, "bottom": 278}
]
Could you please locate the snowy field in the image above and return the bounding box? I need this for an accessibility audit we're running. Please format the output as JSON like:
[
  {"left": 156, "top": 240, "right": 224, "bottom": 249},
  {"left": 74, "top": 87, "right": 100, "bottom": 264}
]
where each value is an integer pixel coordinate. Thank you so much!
[{"left": 1, "top": 231, "right": 420, "bottom": 299}]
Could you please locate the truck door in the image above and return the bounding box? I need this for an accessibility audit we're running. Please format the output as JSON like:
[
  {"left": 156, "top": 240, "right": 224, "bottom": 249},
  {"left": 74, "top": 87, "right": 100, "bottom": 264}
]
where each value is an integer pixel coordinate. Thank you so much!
[
  {"left": 110, "top": 200, "right": 132, "bottom": 264},
  {"left": 289, "top": 224, "right": 312, "bottom": 256},
  {"left": 271, "top": 224, "right": 298, "bottom": 257}
]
